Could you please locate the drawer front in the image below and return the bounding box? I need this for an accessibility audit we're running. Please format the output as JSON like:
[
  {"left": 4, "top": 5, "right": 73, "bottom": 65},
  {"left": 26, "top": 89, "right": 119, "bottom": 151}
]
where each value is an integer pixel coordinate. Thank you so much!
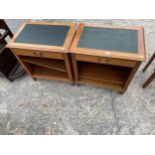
[
  {"left": 13, "top": 49, "right": 64, "bottom": 60},
  {"left": 75, "top": 54, "right": 136, "bottom": 67}
]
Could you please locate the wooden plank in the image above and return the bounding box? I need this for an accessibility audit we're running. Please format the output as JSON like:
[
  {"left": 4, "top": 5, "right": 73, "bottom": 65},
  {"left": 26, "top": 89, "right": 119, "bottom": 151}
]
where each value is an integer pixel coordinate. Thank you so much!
[
  {"left": 32, "top": 66, "right": 67, "bottom": 81},
  {"left": 21, "top": 56, "right": 66, "bottom": 72},
  {"left": 70, "top": 23, "right": 146, "bottom": 61},
  {"left": 77, "top": 79, "right": 123, "bottom": 92},
  {"left": 7, "top": 22, "right": 76, "bottom": 52},
  {"left": 143, "top": 51, "right": 155, "bottom": 72},
  {"left": 123, "top": 62, "right": 141, "bottom": 91},
  {"left": 79, "top": 62, "right": 130, "bottom": 85},
  {"left": 77, "top": 23, "right": 144, "bottom": 30},
  {"left": 63, "top": 54, "right": 73, "bottom": 81},
  {"left": 75, "top": 54, "right": 136, "bottom": 67},
  {"left": 13, "top": 49, "right": 64, "bottom": 60},
  {"left": 71, "top": 54, "right": 79, "bottom": 81},
  {"left": 142, "top": 70, "right": 155, "bottom": 88}
]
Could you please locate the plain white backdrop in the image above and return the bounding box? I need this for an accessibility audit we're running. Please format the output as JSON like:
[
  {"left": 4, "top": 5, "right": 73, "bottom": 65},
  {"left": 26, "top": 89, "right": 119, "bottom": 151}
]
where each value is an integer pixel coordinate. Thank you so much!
[
  {"left": 0, "top": 0, "right": 155, "bottom": 154},
  {"left": 0, "top": 136, "right": 154, "bottom": 155},
  {"left": 1, "top": 0, "right": 155, "bottom": 19}
]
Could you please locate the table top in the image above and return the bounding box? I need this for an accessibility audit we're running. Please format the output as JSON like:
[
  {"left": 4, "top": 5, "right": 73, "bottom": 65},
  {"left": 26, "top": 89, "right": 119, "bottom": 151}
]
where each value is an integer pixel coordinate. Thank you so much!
[
  {"left": 15, "top": 24, "right": 70, "bottom": 46},
  {"left": 78, "top": 27, "right": 138, "bottom": 53},
  {"left": 71, "top": 24, "right": 146, "bottom": 61},
  {"left": 7, "top": 22, "right": 75, "bottom": 52}
]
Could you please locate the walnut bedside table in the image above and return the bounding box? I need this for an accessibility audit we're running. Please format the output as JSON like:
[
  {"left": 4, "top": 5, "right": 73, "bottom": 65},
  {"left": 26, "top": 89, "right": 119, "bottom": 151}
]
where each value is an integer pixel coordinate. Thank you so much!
[
  {"left": 70, "top": 24, "right": 146, "bottom": 93},
  {"left": 7, "top": 22, "right": 75, "bottom": 83}
]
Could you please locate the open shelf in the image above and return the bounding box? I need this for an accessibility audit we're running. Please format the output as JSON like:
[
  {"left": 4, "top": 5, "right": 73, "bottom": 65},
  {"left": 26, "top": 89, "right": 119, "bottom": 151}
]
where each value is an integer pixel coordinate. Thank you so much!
[
  {"left": 78, "top": 78, "right": 124, "bottom": 91},
  {"left": 30, "top": 65, "right": 68, "bottom": 81},
  {"left": 78, "top": 62, "right": 132, "bottom": 90},
  {"left": 21, "top": 56, "right": 66, "bottom": 72}
]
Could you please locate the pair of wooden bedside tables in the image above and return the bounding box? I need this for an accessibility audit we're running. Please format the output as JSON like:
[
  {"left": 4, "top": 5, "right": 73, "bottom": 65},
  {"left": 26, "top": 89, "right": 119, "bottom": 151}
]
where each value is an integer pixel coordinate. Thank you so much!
[{"left": 7, "top": 21, "right": 146, "bottom": 93}]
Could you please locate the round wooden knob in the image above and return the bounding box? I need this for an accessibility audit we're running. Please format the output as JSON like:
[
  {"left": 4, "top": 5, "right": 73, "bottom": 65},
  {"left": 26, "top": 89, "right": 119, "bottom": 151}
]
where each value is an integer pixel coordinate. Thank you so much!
[
  {"left": 33, "top": 52, "right": 37, "bottom": 56},
  {"left": 39, "top": 52, "right": 43, "bottom": 57},
  {"left": 97, "top": 58, "right": 102, "bottom": 62}
]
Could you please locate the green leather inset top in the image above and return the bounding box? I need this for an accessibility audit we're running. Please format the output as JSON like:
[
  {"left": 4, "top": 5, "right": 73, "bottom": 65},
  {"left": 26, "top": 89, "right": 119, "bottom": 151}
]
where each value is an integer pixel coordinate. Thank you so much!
[
  {"left": 15, "top": 24, "right": 70, "bottom": 46},
  {"left": 78, "top": 26, "right": 138, "bottom": 53}
]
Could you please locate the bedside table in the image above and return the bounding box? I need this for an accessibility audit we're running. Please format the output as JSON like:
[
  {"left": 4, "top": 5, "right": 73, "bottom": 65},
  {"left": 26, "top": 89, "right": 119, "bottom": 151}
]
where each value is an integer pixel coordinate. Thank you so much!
[
  {"left": 70, "top": 24, "right": 146, "bottom": 93},
  {"left": 7, "top": 22, "right": 75, "bottom": 83}
]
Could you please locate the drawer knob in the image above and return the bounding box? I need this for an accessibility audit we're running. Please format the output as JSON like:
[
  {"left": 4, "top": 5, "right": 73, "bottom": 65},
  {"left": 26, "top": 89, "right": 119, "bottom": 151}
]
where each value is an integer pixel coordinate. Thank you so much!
[
  {"left": 39, "top": 52, "right": 43, "bottom": 57},
  {"left": 105, "top": 59, "right": 110, "bottom": 63},
  {"left": 33, "top": 52, "right": 37, "bottom": 56},
  {"left": 97, "top": 58, "right": 102, "bottom": 62},
  {"left": 97, "top": 58, "right": 109, "bottom": 63}
]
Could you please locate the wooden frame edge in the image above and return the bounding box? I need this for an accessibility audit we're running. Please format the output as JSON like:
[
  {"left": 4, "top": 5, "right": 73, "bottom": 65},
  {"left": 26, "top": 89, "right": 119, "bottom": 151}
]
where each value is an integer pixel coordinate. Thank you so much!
[
  {"left": 70, "top": 23, "right": 146, "bottom": 62},
  {"left": 7, "top": 21, "right": 76, "bottom": 53}
]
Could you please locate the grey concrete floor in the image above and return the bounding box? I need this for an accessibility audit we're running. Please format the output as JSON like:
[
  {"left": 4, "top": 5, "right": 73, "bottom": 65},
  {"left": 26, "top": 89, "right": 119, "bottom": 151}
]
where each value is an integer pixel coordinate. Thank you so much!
[{"left": 0, "top": 19, "right": 155, "bottom": 135}]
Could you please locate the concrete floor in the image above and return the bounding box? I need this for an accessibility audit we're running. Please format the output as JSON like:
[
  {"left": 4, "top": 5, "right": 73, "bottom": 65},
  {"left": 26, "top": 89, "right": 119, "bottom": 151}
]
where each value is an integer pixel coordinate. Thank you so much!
[{"left": 0, "top": 19, "right": 155, "bottom": 134}]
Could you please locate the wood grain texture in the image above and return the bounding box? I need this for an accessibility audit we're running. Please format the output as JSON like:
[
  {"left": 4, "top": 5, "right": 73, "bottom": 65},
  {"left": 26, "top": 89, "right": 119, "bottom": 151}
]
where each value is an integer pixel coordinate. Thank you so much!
[
  {"left": 71, "top": 54, "right": 79, "bottom": 82},
  {"left": 71, "top": 54, "right": 133, "bottom": 92},
  {"left": 21, "top": 57, "right": 66, "bottom": 72},
  {"left": 8, "top": 21, "right": 75, "bottom": 83},
  {"left": 70, "top": 23, "right": 146, "bottom": 61},
  {"left": 32, "top": 66, "right": 69, "bottom": 82},
  {"left": 143, "top": 50, "right": 155, "bottom": 72},
  {"left": 7, "top": 22, "right": 76, "bottom": 53},
  {"left": 79, "top": 62, "right": 129, "bottom": 85},
  {"left": 63, "top": 54, "right": 73, "bottom": 82},
  {"left": 75, "top": 54, "right": 136, "bottom": 67},
  {"left": 123, "top": 62, "right": 141, "bottom": 91},
  {"left": 70, "top": 23, "right": 145, "bottom": 93},
  {"left": 142, "top": 70, "right": 155, "bottom": 88},
  {"left": 14, "top": 49, "right": 64, "bottom": 60}
]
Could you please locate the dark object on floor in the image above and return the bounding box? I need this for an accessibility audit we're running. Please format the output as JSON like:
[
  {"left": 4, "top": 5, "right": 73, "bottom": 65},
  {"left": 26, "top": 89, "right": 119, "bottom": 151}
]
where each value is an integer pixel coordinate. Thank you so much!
[
  {"left": 142, "top": 51, "right": 155, "bottom": 88},
  {"left": 0, "top": 19, "right": 25, "bottom": 81}
]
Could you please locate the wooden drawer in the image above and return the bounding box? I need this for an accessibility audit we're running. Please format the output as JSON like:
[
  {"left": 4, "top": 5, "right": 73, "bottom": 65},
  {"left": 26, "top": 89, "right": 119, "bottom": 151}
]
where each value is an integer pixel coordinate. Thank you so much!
[
  {"left": 13, "top": 49, "right": 64, "bottom": 60},
  {"left": 75, "top": 54, "right": 136, "bottom": 67}
]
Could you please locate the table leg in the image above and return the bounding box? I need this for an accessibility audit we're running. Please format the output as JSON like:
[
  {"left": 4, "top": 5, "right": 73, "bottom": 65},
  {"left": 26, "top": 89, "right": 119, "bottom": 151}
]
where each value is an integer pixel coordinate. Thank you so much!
[
  {"left": 143, "top": 51, "right": 155, "bottom": 72},
  {"left": 71, "top": 54, "right": 79, "bottom": 82},
  {"left": 123, "top": 62, "right": 141, "bottom": 92},
  {"left": 64, "top": 54, "right": 73, "bottom": 83},
  {"left": 142, "top": 70, "right": 155, "bottom": 88}
]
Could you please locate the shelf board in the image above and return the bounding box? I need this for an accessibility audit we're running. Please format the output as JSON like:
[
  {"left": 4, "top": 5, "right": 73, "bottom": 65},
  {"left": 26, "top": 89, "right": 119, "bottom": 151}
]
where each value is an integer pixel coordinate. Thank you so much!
[
  {"left": 21, "top": 56, "right": 66, "bottom": 72},
  {"left": 78, "top": 78, "right": 124, "bottom": 92},
  {"left": 79, "top": 62, "right": 130, "bottom": 85},
  {"left": 32, "top": 65, "right": 68, "bottom": 81}
]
